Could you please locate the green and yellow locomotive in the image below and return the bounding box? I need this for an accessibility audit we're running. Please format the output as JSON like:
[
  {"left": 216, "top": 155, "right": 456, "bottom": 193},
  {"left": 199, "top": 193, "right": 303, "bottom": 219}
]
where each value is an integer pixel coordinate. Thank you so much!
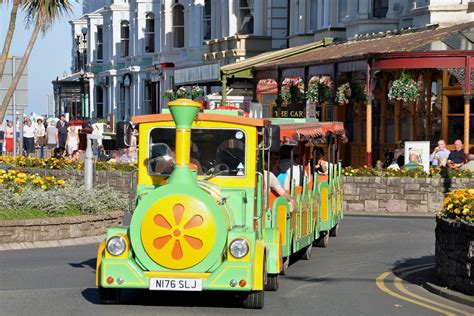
[{"left": 96, "top": 99, "right": 344, "bottom": 309}]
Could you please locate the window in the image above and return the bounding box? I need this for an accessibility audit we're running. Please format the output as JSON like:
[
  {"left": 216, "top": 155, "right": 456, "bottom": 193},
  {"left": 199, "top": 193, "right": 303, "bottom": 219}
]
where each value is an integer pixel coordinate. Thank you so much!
[
  {"left": 96, "top": 25, "right": 103, "bottom": 62},
  {"left": 238, "top": 0, "right": 254, "bottom": 35},
  {"left": 309, "top": 0, "right": 318, "bottom": 30},
  {"left": 373, "top": 0, "right": 388, "bottom": 18},
  {"left": 120, "top": 21, "right": 130, "bottom": 57},
  {"left": 203, "top": 0, "right": 211, "bottom": 40},
  {"left": 148, "top": 128, "right": 247, "bottom": 177},
  {"left": 173, "top": 5, "right": 184, "bottom": 48},
  {"left": 292, "top": 1, "right": 300, "bottom": 34},
  {"left": 96, "top": 86, "right": 104, "bottom": 118},
  {"left": 338, "top": 0, "right": 347, "bottom": 22},
  {"left": 119, "top": 84, "right": 126, "bottom": 120},
  {"left": 144, "top": 80, "right": 152, "bottom": 114},
  {"left": 145, "top": 13, "right": 155, "bottom": 53},
  {"left": 446, "top": 96, "right": 474, "bottom": 144}
]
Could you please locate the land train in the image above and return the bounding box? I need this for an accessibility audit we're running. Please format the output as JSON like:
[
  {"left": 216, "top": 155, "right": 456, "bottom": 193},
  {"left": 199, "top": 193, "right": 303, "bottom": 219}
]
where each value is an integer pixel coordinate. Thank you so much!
[{"left": 96, "top": 99, "right": 344, "bottom": 309}]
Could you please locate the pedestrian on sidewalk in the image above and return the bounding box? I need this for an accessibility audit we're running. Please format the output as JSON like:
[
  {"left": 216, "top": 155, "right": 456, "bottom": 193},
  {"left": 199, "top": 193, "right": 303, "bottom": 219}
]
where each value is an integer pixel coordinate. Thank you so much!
[
  {"left": 46, "top": 120, "right": 58, "bottom": 157},
  {"left": 4, "top": 121, "right": 14, "bottom": 156},
  {"left": 23, "top": 118, "right": 35, "bottom": 157},
  {"left": 65, "top": 126, "right": 79, "bottom": 155},
  {"left": 35, "top": 118, "right": 46, "bottom": 158},
  {"left": 56, "top": 114, "right": 68, "bottom": 148}
]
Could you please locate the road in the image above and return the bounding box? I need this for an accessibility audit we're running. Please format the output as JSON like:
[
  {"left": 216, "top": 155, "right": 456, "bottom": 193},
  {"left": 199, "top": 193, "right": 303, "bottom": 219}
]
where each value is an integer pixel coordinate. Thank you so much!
[{"left": 0, "top": 216, "right": 473, "bottom": 316}]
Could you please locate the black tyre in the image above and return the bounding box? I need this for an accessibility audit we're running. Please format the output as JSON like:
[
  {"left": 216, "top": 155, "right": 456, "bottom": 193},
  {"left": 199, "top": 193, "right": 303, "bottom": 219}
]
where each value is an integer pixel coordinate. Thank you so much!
[
  {"left": 301, "top": 245, "right": 312, "bottom": 260},
  {"left": 265, "top": 274, "right": 279, "bottom": 291},
  {"left": 243, "top": 290, "right": 264, "bottom": 309},
  {"left": 329, "top": 223, "right": 339, "bottom": 237},
  {"left": 99, "top": 287, "right": 121, "bottom": 304},
  {"left": 316, "top": 232, "right": 329, "bottom": 248},
  {"left": 280, "top": 256, "right": 290, "bottom": 275}
]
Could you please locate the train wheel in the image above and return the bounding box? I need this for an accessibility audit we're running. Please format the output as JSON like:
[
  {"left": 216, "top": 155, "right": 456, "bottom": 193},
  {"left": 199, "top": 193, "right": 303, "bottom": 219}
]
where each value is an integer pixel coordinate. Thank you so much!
[
  {"left": 280, "top": 256, "right": 290, "bottom": 275},
  {"left": 329, "top": 223, "right": 339, "bottom": 237},
  {"left": 301, "top": 245, "right": 312, "bottom": 260},
  {"left": 265, "top": 274, "right": 279, "bottom": 291},
  {"left": 243, "top": 258, "right": 265, "bottom": 309},
  {"left": 316, "top": 232, "right": 329, "bottom": 248},
  {"left": 243, "top": 290, "right": 264, "bottom": 309},
  {"left": 99, "top": 287, "right": 121, "bottom": 304}
]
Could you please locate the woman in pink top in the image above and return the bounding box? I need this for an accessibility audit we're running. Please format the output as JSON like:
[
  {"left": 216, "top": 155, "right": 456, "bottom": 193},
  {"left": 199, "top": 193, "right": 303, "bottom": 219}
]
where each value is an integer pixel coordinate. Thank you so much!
[{"left": 5, "top": 121, "right": 14, "bottom": 155}]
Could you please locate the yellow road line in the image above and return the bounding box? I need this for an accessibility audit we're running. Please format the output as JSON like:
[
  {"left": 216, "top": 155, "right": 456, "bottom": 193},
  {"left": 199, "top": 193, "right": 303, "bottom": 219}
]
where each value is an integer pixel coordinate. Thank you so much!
[
  {"left": 376, "top": 270, "right": 456, "bottom": 316},
  {"left": 394, "top": 266, "right": 474, "bottom": 316}
]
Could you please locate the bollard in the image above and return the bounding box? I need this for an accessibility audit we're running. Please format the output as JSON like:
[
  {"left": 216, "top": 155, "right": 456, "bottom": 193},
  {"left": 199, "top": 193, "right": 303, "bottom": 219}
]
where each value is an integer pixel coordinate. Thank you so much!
[{"left": 84, "top": 135, "right": 94, "bottom": 190}]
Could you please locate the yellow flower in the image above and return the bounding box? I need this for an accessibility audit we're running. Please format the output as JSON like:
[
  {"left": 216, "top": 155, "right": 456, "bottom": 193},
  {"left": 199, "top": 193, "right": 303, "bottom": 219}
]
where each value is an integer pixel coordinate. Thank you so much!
[
  {"left": 41, "top": 185, "right": 47, "bottom": 190},
  {"left": 454, "top": 208, "right": 461, "bottom": 215},
  {"left": 462, "top": 208, "right": 470, "bottom": 215},
  {"left": 447, "top": 204, "right": 454, "bottom": 210},
  {"left": 57, "top": 179, "right": 65, "bottom": 185}
]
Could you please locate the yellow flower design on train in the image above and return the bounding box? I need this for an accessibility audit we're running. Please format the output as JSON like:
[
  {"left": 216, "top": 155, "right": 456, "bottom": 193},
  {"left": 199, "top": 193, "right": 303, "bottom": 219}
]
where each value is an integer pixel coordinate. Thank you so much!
[{"left": 140, "top": 194, "right": 217, "bottom": 269}]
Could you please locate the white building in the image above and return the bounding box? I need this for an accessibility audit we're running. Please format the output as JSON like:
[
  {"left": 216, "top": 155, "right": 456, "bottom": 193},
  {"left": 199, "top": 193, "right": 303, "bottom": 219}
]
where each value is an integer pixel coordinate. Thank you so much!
[
  {"left": 288, "top": 0, "right": 474, "bottom": 46},
  {"left": 58, "top": 0, "right": 290, "bottom": 120}
]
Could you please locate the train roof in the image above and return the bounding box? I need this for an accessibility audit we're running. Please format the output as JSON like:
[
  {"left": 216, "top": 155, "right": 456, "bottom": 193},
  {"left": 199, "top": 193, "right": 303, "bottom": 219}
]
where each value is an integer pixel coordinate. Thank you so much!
[{"left": 132, "top": 112, "right": 270, "bottom": 127}]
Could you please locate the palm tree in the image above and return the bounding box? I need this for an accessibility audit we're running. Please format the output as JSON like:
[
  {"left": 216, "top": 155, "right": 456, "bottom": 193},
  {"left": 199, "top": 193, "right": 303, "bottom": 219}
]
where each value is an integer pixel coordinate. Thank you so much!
[
  {"left": 0, "top": 0, "right": 73, "bottom": 123},
  {"left": 0, "top": 0, "right": 23, "bottom": 80}
]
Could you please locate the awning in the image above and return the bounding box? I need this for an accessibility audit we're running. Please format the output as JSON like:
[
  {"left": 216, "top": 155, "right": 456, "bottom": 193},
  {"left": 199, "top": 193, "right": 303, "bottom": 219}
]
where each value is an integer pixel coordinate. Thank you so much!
[
  {"left": 174, "top": 63, "right": 220, "bottom": 85},
  {"left": 256, "top": 76, "right": 302, "bottom": 95},
  {"left": 278, "top": 122, "right": 345, "bottom": 142},
  {"left": 256, "top": 22, "right": 474, "bottom": 71},
  {"left": 220, "top": 38, "right": 333, "bottom": 79}
]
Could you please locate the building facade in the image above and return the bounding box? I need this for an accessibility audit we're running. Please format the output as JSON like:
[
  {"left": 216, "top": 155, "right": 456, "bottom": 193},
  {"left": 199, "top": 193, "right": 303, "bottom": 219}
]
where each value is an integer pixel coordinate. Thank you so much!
[{"left": 56, "top": 0, "right": 290, "bottom": 121}]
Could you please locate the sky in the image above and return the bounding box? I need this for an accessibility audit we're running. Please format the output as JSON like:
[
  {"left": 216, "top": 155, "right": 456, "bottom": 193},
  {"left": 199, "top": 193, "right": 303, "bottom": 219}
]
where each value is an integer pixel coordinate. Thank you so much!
[{"left": 0, "top": 1, "right": 82, "bottom": 116}]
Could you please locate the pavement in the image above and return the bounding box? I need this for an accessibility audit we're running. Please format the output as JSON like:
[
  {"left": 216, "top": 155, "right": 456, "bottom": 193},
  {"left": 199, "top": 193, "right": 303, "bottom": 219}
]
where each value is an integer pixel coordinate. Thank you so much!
[{"left": 0, "top": 216, "right": 473, "bottom": 316}]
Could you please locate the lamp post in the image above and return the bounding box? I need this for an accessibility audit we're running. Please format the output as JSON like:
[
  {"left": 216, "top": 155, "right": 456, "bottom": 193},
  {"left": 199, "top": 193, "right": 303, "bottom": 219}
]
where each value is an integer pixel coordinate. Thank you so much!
[{"left": 81, "top": 27, "right": 88, "bottom": 71}]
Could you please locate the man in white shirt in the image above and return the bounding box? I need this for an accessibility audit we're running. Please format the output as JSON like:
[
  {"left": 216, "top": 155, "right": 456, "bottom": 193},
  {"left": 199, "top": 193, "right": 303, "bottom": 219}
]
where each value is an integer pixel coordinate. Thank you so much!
[{"left": 430, "top": 140, "right": 450, "bottom": 167}]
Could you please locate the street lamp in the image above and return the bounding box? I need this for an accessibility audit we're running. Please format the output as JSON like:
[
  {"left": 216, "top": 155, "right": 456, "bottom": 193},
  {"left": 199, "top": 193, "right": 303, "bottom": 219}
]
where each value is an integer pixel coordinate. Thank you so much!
[{"left": 81, "top": 27, "right": 88, "bottom": 71}]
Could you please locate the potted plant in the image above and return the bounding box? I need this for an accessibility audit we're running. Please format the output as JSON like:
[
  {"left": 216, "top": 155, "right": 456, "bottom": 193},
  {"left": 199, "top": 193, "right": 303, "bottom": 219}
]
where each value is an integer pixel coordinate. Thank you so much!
[
  {"left": 163, "top": 89, "right": 176, "bottom": 101},
  {"left": 176, "top": 86, "right": 191, "bottom": 99},
  {"left": 388, "top": 71, "right": 419, "bottom": 102}
]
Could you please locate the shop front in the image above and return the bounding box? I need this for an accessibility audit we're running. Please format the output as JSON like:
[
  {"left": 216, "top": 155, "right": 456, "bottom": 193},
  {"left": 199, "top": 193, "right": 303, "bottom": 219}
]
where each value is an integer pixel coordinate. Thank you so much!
[{"left": 253, "top": 22, "right": 474, "bottom": 167}]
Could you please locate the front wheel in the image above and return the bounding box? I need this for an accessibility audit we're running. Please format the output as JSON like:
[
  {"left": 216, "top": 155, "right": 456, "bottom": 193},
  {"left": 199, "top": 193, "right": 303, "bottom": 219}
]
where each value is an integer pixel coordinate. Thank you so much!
[
  {"left": 98, "top": 287, "right": 121, "bottom": 304},
  {"left": 243, "top": 290, "right": 264, "bottom": 309}
]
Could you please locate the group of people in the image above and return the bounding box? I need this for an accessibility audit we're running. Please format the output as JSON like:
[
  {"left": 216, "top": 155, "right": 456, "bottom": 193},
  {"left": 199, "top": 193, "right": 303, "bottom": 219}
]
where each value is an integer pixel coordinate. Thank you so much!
[
  {"left": 264, "top": 147, "right": 329, "bottom": 208},
  {"left": 0, "top": 114, "right": 79, "bottom": 158},
  {"left": 382, "top": 139, "right": 473, "bottom": 171}
]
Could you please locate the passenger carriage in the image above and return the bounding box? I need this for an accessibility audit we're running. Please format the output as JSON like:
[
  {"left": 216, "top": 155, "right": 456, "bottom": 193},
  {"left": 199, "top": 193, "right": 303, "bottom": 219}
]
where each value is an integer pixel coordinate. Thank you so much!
[{"left": 96, "top": 99, "right": 344, "bottom": 309}]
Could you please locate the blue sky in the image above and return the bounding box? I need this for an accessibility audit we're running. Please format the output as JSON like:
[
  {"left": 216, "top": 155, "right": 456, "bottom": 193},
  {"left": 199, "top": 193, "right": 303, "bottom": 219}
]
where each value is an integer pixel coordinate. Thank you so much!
[{"left": 0, "top": 1, "right": 82, "bottom": 116}]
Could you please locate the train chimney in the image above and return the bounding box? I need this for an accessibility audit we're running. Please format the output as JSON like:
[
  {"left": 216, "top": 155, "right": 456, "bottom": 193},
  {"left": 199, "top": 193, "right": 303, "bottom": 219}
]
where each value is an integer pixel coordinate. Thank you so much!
[{"left": 167, "top": 98, "right": 201, "bottom": 184}]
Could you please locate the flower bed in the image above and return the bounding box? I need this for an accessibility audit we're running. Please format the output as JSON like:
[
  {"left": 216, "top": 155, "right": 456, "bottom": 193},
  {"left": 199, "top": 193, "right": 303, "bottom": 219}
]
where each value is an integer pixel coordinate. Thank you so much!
[
  {"left": 0, "top": 156, "right": 136, "bottom": 172},
  {"left": 440, "top": 189, "right": 474, "bottom": 223},
  {"left": 343, "top": 166, "right": 472, "bottom": 178},
  {"left": 0, "top": 169, "right": 127, "bottom": 219}
]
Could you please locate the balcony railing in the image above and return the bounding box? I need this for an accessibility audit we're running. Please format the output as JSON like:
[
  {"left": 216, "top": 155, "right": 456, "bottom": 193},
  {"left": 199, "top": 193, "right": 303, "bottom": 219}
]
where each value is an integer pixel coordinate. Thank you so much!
[{"left": 202, "top": 34, "right": 272, "bottom": 62}]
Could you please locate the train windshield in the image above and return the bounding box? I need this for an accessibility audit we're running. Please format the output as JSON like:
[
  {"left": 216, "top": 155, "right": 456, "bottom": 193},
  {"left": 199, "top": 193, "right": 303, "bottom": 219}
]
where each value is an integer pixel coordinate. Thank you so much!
[{"left": 148, "top": 127, "right": 247, "bottom": 177}]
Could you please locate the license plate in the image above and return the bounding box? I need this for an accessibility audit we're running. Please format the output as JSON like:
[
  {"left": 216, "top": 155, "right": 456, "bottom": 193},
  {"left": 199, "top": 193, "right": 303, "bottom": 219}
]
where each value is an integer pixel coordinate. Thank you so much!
[{"left": 149, "top": 278, "right": 202, "bottom": 291}]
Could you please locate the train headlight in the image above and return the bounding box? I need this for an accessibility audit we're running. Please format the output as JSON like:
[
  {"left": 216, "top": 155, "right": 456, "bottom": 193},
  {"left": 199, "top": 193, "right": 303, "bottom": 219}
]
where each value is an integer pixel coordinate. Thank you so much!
[
  {"left": 107, "top": 236, "right": 126, "bottom": 256},
  {"left": 229, "top": 239, "right": 249, "bottom": 259}
]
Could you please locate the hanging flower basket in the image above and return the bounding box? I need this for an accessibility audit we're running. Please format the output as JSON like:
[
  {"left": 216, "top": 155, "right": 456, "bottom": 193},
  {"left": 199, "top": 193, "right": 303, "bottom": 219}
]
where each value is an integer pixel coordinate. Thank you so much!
[
  {"left": 306, "top": 76, "right": 333, "bottom": 104},
  {"left": 388, "top": 72, "right": 419, "bottom": 102},
  {"left": 280, "top": 82, "right": 304, "bottom": 104},
  {"left": 176, "top": 86, "right": 191, "bottom": 99},
  {"left": 335, "top": 83, "right": 351, "bottom": 105}
]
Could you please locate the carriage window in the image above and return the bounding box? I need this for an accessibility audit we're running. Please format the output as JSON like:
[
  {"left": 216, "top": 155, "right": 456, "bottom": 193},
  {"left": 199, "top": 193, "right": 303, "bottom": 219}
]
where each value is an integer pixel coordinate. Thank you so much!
[{"left": 148, "top": 128, "right": 247, "bottom": 177}]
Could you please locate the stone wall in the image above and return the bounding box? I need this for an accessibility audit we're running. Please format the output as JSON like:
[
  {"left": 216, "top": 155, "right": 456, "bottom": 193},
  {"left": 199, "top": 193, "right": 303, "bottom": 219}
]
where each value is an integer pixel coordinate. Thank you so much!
[
  {"left": 15, "top": 167, "right": 137, "bottom": 200},
  {"left": 344, "top": 177, "right": 474, "bottom": 214},
  {"left": 0, "top": 212, "right": 124, "bottom": 244},
  {"left": 435, "top": 216, "right": 474, "bottom": 295}
]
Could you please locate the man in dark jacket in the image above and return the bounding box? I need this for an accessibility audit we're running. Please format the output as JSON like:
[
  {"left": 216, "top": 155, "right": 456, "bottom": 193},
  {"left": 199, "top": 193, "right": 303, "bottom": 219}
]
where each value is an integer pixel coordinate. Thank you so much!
[
  {"left": 448, "top": 139, "right": 465, "bottom": 168},
  {"left": 56, "top": 114, "right": 69, "bottom": 148}
]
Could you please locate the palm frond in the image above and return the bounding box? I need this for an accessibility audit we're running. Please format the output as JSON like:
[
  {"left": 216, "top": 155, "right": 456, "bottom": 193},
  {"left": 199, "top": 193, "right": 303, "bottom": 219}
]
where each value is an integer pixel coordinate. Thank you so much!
[{"left": 22, "top": 0, "right": 74, "bottom": 32}]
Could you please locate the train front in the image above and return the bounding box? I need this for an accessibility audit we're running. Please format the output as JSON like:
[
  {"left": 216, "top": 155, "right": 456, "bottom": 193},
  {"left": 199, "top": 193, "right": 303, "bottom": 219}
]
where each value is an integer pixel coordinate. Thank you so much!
[{"left": 96, "top": 99, "right": 266, "bottom": 308}]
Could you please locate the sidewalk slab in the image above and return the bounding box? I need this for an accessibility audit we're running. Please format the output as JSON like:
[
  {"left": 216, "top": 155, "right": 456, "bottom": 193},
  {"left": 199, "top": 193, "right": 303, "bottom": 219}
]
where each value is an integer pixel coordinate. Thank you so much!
[{"left": 0, "top": 235, "right": 105, "bottom": 251}]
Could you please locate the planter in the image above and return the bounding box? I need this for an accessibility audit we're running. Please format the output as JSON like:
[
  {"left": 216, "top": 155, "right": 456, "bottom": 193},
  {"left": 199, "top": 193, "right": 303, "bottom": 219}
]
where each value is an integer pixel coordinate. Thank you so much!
[
  {"left": 0, "top": 211, "right": 124, "bottom": 244},
  {"left": 435, "top": 216, "right": 474, "bottom": 295}
]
